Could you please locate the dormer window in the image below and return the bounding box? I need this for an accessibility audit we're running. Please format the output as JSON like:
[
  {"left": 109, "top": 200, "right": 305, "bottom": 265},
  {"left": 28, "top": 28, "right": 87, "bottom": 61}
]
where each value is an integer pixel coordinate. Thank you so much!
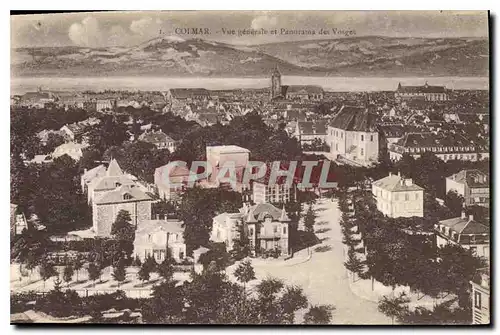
[
  {"left": 116, "top": 182, "right": 121, "bottom": 187},
  {"left": 123, "top": 193, "right": 133, "bottom": 200}
]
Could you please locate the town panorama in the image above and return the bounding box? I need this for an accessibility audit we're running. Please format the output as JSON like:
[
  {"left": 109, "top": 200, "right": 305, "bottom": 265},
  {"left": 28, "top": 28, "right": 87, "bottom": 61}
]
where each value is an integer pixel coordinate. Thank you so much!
[{"left": 10, "top": 11, "right": 490, "bottom": 325}]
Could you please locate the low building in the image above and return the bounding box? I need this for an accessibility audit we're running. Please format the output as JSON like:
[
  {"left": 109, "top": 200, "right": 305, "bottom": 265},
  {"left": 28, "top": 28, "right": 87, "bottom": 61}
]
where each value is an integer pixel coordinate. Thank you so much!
[
  {"left": 470, "top": 270, "right": 490, "bottom": 325},
  {"left": 372, "top": 172, "right": 424, "bottom": 218},
  {"left": 388, "top": 132, "right": 482, "bottom": 162},
  {"left": 395, "top": 81, "right": 448, "bottom": 101},
  {"left": 134, "top": 219, "right": 186, "bottom": 263},
  {"left": 446, "top": 169, "right": 489, "bottom": 207},
  {"left": 294, "top": 121, "right": 328, "bottom": 147},
  {"left": 85, "top": 159, "right": 136, "bottom": 204},
  {"left": 51, "top": 142, "right": 87, "bottom": 161},
  {"left": 167, "top": 88, "right": 211, "bottom": 105},
  {"left": 92, "top": 184, "right": 153, "bottom": 237},
  {"left": 138, "top": 129, "right": 177, "bottom": 152},
  {"left": 211, "top": 203, "right": 292, "bottom": 257},
  {"left": 327, "top": 105, "right": 379, "bottom": 166},
  {"left": 252, "top": 181, "right": 293, "bottom": 204},
  {"left": 10, "top": 204, "right": 27, "bottom": 237},
  {"left": 435, "top": 213, "right": 490, "bottom": 260},
  {"left": 154, "top": 164, "right": 195, "bottom": 202}
]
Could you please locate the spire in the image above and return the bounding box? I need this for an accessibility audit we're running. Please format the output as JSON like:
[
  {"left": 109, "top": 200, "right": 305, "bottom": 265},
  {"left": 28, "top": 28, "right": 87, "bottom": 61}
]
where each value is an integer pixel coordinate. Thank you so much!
[
  {"left": 107, "top": 158, "right": 123, "bottom": 177},
  {"left": 279, "top": 205, "right": 290, "bottom": 222}
]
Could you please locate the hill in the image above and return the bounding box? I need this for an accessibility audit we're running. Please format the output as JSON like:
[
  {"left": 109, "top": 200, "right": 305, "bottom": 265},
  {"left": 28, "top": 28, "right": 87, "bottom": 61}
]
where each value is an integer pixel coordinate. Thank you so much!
[{"left": 11, "top": 36, "right": 489, "bottom": 77}]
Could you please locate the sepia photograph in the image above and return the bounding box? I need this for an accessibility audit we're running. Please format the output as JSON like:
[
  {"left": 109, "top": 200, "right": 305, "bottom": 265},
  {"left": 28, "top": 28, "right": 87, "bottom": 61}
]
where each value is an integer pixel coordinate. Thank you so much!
[{"left": 10, "top": 10, "right": 490, "bottom": 325}]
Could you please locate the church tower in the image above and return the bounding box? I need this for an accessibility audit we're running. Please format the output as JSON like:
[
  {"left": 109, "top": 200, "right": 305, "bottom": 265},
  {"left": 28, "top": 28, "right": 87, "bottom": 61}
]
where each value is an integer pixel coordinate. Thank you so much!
[{"left": 270, "top": 64, "right": 282, "bottom": 100}]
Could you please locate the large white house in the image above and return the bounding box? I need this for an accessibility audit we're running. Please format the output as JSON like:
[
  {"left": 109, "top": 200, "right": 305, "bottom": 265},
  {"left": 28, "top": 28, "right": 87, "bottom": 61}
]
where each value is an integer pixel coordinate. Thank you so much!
[
  {"left": 327, "top": 105, "right": 379, "bottom": 166},
  {"left": 372, "top": 172, "right": 424, "bottom": 218}
]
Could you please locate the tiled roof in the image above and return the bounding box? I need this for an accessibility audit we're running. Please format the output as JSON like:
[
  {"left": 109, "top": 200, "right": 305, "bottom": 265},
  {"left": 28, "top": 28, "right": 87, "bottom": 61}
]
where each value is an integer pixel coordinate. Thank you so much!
[
  {"left": 139, "top": 130, "right": 174, "bottom": 144},
  {"left": 447, "top": 169, "right": 489, "bottom": 188},
  {"left": 394, "top": 132, "right": 474, "bottom": 149},
  {"left": 330, "top": 105, "right": 377, "bottom": 132},
  {"left": 107, "top": 159, "right": 123, "bottom": 177},
  {"left": 373, "top": 174, "right": 424, "bottom": 192},
  {"left": 94, "top": 185, "right": 152, "bottom": 205},
  {"left": 82, "top": 164, "right": 106, "bottom": 183},
  {"left": 246, "top": 203, "right": 286, "bottom": 223},
  {"left": 378, "top": 124, "right": 405, "bottom": 138},
  {"left": 297, "top": 121, "right": 328, "bottom": 135},
  {"left": 135, "top": 219, "right": 184, "bottom": 235},
  {"left": 439, "top": 216, "right": 489, "bottom": 235}
]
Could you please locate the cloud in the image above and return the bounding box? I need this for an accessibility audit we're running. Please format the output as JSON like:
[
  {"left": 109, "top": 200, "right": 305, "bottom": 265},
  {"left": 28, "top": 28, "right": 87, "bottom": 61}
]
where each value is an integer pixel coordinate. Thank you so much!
[
  {"left": 130, "top": 17, "right": 163, "bottom": 38},
  {"left": 68, "top": 16, "right": 103, "bottom": 47},
  {"left": 251, "top": 14, "right": 278, "bottom": 30}
]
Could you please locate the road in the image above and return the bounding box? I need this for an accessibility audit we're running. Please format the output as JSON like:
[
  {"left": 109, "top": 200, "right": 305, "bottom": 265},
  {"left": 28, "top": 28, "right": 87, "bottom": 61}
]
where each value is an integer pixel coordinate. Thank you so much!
[{"left": 238, "top": 198, "right": 391, "bottom": 325}]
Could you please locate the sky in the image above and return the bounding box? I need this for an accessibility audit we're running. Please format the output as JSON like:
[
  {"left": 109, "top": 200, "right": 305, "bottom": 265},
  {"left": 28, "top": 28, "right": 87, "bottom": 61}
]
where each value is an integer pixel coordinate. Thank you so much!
[{"left": 11, "top": 10, "right": 489, "bottom": 48}]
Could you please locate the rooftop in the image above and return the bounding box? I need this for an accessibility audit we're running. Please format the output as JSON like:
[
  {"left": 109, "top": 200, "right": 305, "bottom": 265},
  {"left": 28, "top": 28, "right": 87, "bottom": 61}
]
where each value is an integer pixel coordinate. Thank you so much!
[
  {"left": 206, "top": 145, "right": 250, "bottom": 154},
  {"left": 447, "top": 169, "right": 489, "bottom": 188},
  {"left": 373, "top": 173, "right": 424, "bottom": 192},
  {"left": 330, "top": 105, "right": 377, "bottom": 132}
]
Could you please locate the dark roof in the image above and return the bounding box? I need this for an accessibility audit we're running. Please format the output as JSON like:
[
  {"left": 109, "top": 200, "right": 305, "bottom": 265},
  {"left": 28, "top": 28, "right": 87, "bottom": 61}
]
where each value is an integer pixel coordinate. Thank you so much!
[
  {"left": 378, "top": 124, "right": 405, "bottom": 138},
  {"left": 297, "top": 121, "right": 327, "bottom": 135},
  {"left": 139, "top": 130, "right": 174, "bottom": 144},
  {"left": 447, "top": 169, "right": 489, "bottom": 188},
  {"left": 397, "top": 82, "right": 446, "bottom": 94},
  {"left": 198, "top": 113, "right": 220, "bottom": 124},
  {"left": 394, "top": 132, "right": 474, "bottom": 149},
  {"left": 284, "top": 110, "right": 307, "bottom": 121},
  {"left": 439, "top": 216, "right": 489, "bottom": 235},
  {"left": 246, "top": 203, "right": 286, "bottom": 223},
  {"left": 330, "top": 105, "right": 377, "bottom": 132}
]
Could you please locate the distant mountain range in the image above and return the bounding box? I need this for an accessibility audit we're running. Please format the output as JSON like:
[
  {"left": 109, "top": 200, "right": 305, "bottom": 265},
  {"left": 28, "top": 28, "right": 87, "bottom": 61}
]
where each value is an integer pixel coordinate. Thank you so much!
[{"left": 11, "top": 36, "right": 489, "bottom": 78}]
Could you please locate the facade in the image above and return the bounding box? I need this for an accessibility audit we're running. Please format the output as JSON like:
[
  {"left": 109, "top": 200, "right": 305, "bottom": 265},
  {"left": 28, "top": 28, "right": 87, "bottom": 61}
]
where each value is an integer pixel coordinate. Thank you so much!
[
  {"left": 372, "top": 173, "right": 424, "bottom": 218},
  {"left": 154, "top": 164, "right": 195, "bottom": 202},
  {"left": 134, "top": 219, "right": 186, "bottom": 263},
  {"left": 10, "top": 204, "right": 28, "bottom": 237},
  {"left": 92, "top": 184, "right": 153, "bottom": 237},
  {"left": 395, "top": 82, "right": 448, "bottom": 101},
  {"left": 446, "top": 169, "right": 489, "bottom": 207},
  {"left": 253, "top": 181, "right": 292, "bottom": 204},
  {"left": 270, "top": 66, "right": 282, "bottom": 100},
  {"left": 167, "top": 88, "right": 211, "bottom": 105},
  {"left": 388, "top": 132, "right": 484, "bottom": 162},
  {"left": 328, "top": 105, "right": 379, "bottom": 166},
  {"left": 138, "top": 129, "right": 177, "bottom": 151},
  {"left": 435, "top": 213, "right": 490, "bottom": 261},
  {"left": 206, "top": 145, "right": 250, "bottom": 191},
  {"left": 470, "top": 271, "right": 490, "bottom": 325},
  {"left": 294, "top": 121, "right": 328, "bottom": 147},
  {"left": 211, "top": 203, "right": 292, "bottom": 257}
]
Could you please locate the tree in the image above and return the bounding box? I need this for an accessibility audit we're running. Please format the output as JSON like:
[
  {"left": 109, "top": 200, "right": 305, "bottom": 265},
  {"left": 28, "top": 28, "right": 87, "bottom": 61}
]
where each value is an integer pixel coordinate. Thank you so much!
[
  {"left": 111, "top": 210, "right": 135, "bottom": 242},
  {"left": 304, "top": 205, "right": 316, "bottom": 233},
  {"left": 378, "top": 292, "right": 410, "bottom": 324},
  {"left": 132, "top": 255, "right": 142, "bottom": 267},
  {"left": 344, "top": 248, "right": 365, "bottom": 282},
  {"left": 233, "top": 260, "right": 256, "bottom": 293},
  {"left": 38, "top": 258, "right": 58, "bottom": 288},
  {"left": 87, "top": 262, "right": 102, "bottom": 286},
  {"left": 72, "top": 256, "right": 83, "bottom": 282},
  {"left": 303, "top": 304, "right": 335, "bottom": 324},
  {"left": 137, "top": 262, "right": 151, "bottom": 283},
  {"left": 157, "top": 259, "right": 174, "bottom": 281},
  {"left": 63, "top": 264, "right": 74, "bottom": 285},
  {"left": 111, "top": 261, "right": 127, "bottom": 288},
  {"left": 279, "top": 285, "right": 308, "bottom": 323},
  {"left": 231, "top": 224, "right": 251, "bottom": 260},
  {"left": 444, "top": 190, "right": 465, "bottom": 217}
]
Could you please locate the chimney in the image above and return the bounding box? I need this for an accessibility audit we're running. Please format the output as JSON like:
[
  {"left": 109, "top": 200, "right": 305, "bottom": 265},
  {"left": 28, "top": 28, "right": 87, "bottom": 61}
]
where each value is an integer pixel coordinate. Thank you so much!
[
  {"left": 389, "top": 172, "right": 392, "bottom": 177},
  {"left": 461, "top": 211, "right": 466, "bottom": 219},
  {"left": 469, "top": 214, "right": 474, "bottom": 222},
  {"left": 397, "top": 171, "right": 401, "bottom": 177},
  {"left": 405, "top": 179, "right": 413, "bottom": 186}
]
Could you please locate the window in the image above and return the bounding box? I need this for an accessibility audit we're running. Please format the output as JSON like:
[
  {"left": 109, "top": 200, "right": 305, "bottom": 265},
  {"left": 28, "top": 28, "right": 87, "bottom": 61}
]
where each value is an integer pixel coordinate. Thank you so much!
[
  {"left": 123, "top": 193, "right": 133, "bottom": 200},
  {"left": 474, "top": 292, "right": 482, "bottom": 309},
  {"left": 249, "top": 228, "right": 254, "bottom": 236},
  {"left": 341, "top": 132, "right": 343, "bottom": 139},
  {"left": 336, "top": 143, "right": 338, "bottom": 151},
  {"left": 361, "top": 148, "right": 364, "bottom": 156},
  {"left": 470, "top": 246, "right": 477, "bottom": 255},
  {"left": 179, "top": 251, "right": 184, "bottom": 259},
  {"left": 273, "top": 226, "right": 278, "bottom": 233},
  {"left": 370, "top": 135, "right": 374, "bottom": 141},
  {"left": 415, "top": 193, "right": 419, "bottom": 200},
  {"left": 283, "top": 226, "right": 287, "bottom": 234},
  {"left": 405, "top": 193, "right": 409, "bottom": 201}
]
